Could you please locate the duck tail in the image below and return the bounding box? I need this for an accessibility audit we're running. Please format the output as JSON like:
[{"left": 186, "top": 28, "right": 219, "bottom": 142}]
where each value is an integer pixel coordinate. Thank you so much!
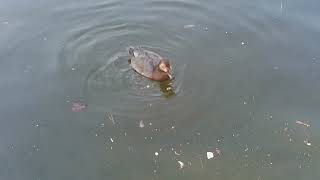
[{"left": 128, "top": 47, "right": 135, "bottom": 56}]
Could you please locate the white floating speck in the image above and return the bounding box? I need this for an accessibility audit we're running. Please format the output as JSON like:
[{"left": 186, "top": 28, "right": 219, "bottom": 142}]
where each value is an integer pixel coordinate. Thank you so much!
[
  {"left": 296, "top": 120, "right": 310, "bottom": 127},
  {"left": 241, "top": 41, "right": 246, "bottom": 45},
  {"left": 95, "top": 133, "right": 98, "bottom": 137},
  {"left": 174, "top": 151, "right": 181, "bottom": 156},
  {"left": 146, "top": 85, "right": 150, "bottom": 88},
  {"left": 207, "top": 152, "right": 214, "bottom": 159},
  {"left": 110, "top": 138, "right": 114, "bottom": 143},
  {"left": 35, "top": 124, "right": 39, "bottom": 127},
  {"left": 155, "top": 152, "right": 159, "bottom": 156},
  {"left": 184, "top": 24, "right": 195, "bottom": 29},
  {"left": 71, "top": 67, "right": 76, "bottom": 71},
  {"left": 304, "top": 139, "right": 312, "bottom": 146},
  {"left": 171, "top": 126, "right": 175, "bottom": 129},
  {"left": 178, "top": 161, "right": 184, "bottom": 169},
  {"left": 243, "top": 101, "right": 247, "bottom": 105},
  {"left": 149, "top": 122, "right": 152, "bottom": 126},
  {"left": 139, "top": 120, "right": 145, "bottom": 128}
]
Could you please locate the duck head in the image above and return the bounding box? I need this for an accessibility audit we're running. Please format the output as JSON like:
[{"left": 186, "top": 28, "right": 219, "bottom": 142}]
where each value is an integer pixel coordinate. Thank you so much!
[{"left": 158, "top": 59, "right": 173, "bottom": 79}]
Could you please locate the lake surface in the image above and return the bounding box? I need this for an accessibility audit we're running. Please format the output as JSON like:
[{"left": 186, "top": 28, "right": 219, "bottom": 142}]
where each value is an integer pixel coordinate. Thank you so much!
[{"left": 1, "top": 0, "right": 320, "bottom": 179}]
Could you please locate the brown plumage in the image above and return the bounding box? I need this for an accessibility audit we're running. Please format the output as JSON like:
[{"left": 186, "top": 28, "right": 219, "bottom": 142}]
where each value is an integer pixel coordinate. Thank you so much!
[{"left": 128, "top": 47, "right": 173, "bottom": 81}]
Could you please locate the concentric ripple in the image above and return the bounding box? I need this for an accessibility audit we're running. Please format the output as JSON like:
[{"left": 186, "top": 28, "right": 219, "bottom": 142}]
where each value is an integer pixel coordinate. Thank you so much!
[
  {"left": 55, "top": 0, "right": 288, "bottom": 125},
  {"left": 58, "top": 17, "right": 190, "bottom": 120}
]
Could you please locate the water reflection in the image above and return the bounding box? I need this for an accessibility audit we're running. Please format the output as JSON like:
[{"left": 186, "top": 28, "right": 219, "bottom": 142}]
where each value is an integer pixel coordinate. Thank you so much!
[
  {"left": 1, "top": 0, "right": 320, "bottom": 179},
  {"left": 159, "top": 79, "right": 176, "bottom": 98}
]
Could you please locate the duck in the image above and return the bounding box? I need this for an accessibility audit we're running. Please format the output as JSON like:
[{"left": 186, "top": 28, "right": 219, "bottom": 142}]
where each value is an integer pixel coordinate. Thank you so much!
[{"left": 128, "top": 46, "right": 173, "bottom": 81}]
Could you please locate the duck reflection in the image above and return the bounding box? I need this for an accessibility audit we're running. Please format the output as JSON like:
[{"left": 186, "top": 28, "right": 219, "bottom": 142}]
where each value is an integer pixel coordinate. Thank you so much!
[{"left": 159, "top": 79, "right": 175, "bottom": 98}]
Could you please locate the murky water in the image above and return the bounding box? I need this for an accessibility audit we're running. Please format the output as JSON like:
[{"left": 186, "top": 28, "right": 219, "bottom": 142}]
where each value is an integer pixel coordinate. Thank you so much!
[{"left": 1, "top": 0, "right": 320, "bottom": 179}]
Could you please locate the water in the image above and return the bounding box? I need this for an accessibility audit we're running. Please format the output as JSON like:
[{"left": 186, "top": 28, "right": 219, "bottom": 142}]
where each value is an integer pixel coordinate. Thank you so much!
[{"left": 1, "top": 0, "right": 320, "bottom": 179}]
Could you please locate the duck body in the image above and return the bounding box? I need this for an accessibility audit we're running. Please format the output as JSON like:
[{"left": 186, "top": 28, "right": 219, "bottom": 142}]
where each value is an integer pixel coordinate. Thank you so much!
[{"left": 128, "top": 46, "right": 172, "bottom": 81}]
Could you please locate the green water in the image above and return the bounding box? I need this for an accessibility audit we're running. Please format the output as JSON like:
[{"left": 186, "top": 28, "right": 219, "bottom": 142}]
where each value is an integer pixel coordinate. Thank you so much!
[{"left": 1, "top": 0, "right": 320, "bottom": 179}]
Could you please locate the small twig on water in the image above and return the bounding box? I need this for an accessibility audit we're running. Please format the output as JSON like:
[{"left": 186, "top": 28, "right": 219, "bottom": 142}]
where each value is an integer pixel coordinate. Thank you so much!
[
  {"left": 107, "top": 112, "right": 115, "bottom": 125},
  {"left": 199, "top": 156, "right": 204, "bottom": 169}
]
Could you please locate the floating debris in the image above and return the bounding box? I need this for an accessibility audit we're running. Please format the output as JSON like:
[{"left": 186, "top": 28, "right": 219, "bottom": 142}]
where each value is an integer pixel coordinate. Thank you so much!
[
  {"left": 110, "top": 138, "right": 114, "bottom": 143},
  {"left": 71, "top": 102, "right": 87, "bottom": 112},
  {"left": 225, "top": 31, "right": 232, "bottom": 36},
  {"left": 184, "top": 24, "right": 195, "bottom": 29},
  {"left": 139, "top": 120, "right": 145, "bottom": 128},
  {"left": 241, "top": 41, "right": 246, "bottom": 45},
  {"left": 174, "top": 151, "right": 181, "bottom": 156},
  {"left": 155, "top": 152, "right": 159, "bottom": 156},
  {"left": 107, "top": 112, "right": 115, "bottom": 125},
  {"left": 207, "top": 148, "right": 221, "bottom": 159},
  {"left": 178, "top": 161, "right": 184, "bottom": 169},
  {"left": 296, "top": 120, "right": 310, "bottom": 127},
  {"left": 199, "top": 156, "right": 204, "bottom": 168},
  {"left": 207, "top": 152, "right": 214, "bottom": 159},
  {"left": 304, "top": 139, "right": 312, "bottom": 146}
]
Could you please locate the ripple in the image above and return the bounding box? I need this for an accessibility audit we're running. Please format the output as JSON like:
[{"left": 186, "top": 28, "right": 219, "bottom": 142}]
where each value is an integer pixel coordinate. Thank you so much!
[
  {"left": 55, "top": 0, "right": 284, "bottom": 125},
  {"left": 58, "top": 14, "right": 189, "bottom": 120}
]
